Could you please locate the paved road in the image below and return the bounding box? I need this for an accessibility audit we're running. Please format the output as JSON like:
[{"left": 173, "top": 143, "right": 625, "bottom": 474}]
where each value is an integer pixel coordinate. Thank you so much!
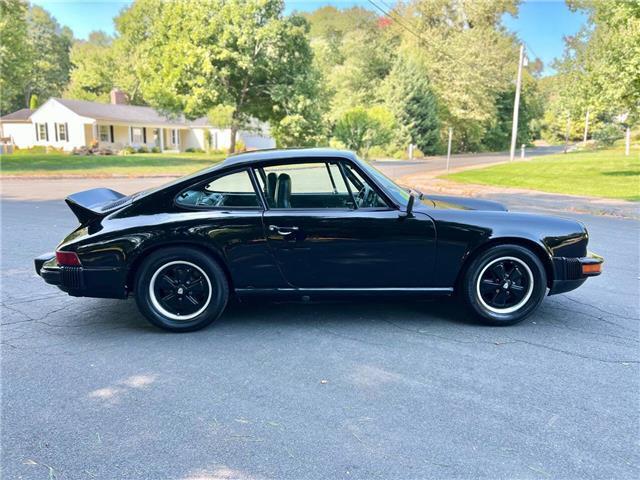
[
  {"left": 371, "top": 145, "right": 564, "bottom": 178},
  {"left": 1, "top": 184, "right": 639, "bottom": 479}
]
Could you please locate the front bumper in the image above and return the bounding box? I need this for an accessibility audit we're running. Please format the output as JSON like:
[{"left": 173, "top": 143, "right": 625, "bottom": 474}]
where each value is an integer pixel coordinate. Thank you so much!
[
  {"left": 34, "top": 252, "right": 127, "bottom": 299},
  {"left": 549, "top": 252, "right": 604, "bottom": 295}
]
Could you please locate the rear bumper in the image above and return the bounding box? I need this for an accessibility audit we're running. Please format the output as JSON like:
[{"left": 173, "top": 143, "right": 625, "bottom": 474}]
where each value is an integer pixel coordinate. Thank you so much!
[
  {"left": 34, "top": 252, "right": 127, "bottom": 299},
  {"left": 549, "top": 252, "right": 603, "bottom": 295}
]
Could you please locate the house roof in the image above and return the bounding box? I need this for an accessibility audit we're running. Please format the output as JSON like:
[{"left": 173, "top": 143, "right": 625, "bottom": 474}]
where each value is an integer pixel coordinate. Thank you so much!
[
  {"left": 53, "top": 98, "right": 202, "bottom": 127},
  {"left": 0, "top": 108, "right": 33, "bottom": 123}
]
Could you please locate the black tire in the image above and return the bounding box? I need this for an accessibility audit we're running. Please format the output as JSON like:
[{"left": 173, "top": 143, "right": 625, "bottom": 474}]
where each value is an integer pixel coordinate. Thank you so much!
[
  {"left": 461, "top": 244, "right": 547, "bottom": 326},
  {"left": 134, "top": 247, "right": 229, "bottom": 332}
]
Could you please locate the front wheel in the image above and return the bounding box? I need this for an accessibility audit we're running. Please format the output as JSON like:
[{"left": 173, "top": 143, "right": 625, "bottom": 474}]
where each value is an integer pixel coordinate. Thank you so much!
[
  {"left": 134, "top": 247, "right": 229, "bottom": 332},
  {"left": 461, "top": 245, "right": 547, "bottom": 326}
]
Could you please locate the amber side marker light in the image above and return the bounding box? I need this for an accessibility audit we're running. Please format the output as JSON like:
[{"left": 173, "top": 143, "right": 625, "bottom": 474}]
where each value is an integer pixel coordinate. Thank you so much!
[
  {"left": 56, "top": 251, "right": 81, "bottom": 266},
  {"left": 582, "top": 263, "right": 602, "bottom": 275}
]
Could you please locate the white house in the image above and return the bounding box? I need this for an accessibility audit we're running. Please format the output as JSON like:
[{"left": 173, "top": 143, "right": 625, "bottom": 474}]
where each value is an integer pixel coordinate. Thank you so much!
[{"left": 0, "top": 89, "right": 275, "bottom": 152}]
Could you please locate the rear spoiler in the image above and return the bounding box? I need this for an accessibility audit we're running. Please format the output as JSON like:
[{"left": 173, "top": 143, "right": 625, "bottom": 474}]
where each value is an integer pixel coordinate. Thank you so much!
[{"left": 65, "top": 188, "right": 126, "bottom": 224}]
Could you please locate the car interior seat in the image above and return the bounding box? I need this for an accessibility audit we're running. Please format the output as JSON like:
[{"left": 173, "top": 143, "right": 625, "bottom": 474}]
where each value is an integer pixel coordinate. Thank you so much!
[
  {"left": 266, "top": 172, "right": 277, "bottom": 206},
  {"left": 275, "top": 173, "right": 292, "bottom": 208}
]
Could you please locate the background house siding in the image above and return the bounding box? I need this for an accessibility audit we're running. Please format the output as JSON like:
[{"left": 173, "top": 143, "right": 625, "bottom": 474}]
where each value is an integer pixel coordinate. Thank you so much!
[
  {"left": 0, "top": 123, "right": 34, "bottom": 148},
  {"left": 30, "top": 100, "right": 90, "bottom": 151}
]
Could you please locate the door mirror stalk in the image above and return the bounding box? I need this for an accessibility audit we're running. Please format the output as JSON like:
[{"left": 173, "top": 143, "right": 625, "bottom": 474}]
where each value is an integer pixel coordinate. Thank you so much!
[{"left": 400, "top": 194, "right": 415, "bottom": 219}]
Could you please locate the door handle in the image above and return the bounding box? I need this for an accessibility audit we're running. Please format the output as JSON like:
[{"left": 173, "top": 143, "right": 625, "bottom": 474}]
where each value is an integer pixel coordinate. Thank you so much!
[{"left": 269, "top": 225, "right": 299, "bottom": 236}]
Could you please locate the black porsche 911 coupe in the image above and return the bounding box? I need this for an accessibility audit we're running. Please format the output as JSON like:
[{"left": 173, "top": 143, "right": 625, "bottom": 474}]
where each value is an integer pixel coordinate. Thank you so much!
[{"left": 35, "top": 148, "right": 603, "bottom": 332}]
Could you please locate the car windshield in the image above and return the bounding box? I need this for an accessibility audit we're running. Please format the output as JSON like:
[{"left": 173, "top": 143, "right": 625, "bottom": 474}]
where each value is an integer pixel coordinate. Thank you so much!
[{"left": 357, "top": 159, "right": 412, "bottom": 206}]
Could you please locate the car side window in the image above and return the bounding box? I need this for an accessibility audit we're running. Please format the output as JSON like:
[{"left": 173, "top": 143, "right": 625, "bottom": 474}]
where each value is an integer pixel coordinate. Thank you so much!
[
  {"left": 342, "top": 163, "right": 389, "bottom": 208},
  {"left": 254, "top": 162, "right": 354, "bottom": 209},
  {"left": 176, "top": 170, "right": 260, "bottom": 209}
]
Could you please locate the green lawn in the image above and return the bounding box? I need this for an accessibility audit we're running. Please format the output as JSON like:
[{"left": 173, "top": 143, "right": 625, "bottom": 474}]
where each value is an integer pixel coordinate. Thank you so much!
[
  {"left": 442, "top": 147, "right": 640, "bottom": 201},
  {"left": 0, "top": 151, "right": 227, "bottom": 176}
]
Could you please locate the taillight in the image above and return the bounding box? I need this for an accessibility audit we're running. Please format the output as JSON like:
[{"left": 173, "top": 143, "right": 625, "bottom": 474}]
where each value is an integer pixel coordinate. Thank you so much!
[{"left": 56, "top": 251, "right": 81, "bottom": 266}]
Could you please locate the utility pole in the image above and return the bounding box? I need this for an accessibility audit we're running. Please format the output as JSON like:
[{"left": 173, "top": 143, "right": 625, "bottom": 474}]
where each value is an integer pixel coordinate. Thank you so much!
[
  {"left": 509, "top": 44, "right": 525, "bottom": 162},
  {"left": 583, "top": 108, "right": 590, "bottom": 145},
  {"left": 446, "top": 127, "right": 453, "bottom": 172}
]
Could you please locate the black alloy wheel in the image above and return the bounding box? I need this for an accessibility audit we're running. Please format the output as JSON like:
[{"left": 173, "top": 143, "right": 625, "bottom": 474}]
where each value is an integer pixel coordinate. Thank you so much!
[
  {"left": 461, "top": 244, "right": 547, "bottom": 326},
  {"left": 135, "top": 247, "right": 229, "bottom": 332}
]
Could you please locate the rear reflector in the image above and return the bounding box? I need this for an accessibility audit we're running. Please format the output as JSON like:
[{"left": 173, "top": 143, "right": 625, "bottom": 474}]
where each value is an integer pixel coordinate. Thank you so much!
[
  {"left": 582, "top": 263, "right": 602, "bottom": 275},
  {"left": 56, "top": 251, "right": 81, "bottom": 266}
]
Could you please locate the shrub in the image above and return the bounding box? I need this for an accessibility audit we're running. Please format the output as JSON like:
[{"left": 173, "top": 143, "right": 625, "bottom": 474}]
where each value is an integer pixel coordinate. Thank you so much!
[
  {"left": 151, "top": 146, "right": 161, "bottom": 153},
  {"left": 137, "top": 146, "right": 149, "bottom": 154},
  {"left": 14, "top": 146, "right": 47, "bottom": 155},
  {"left": 593, "top": 123, "right": 624, "bottom": 146},
  {"left": 120, "top": 146, "right": 136, "bottom": 155},
  {"left": 333, "top": 106, "right": 395, "bottom": 158}
]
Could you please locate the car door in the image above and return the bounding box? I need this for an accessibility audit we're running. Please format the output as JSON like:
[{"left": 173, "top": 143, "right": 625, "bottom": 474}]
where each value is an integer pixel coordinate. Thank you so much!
[{"left": 256, "top": 159, "right": 437, "bottom": 289}]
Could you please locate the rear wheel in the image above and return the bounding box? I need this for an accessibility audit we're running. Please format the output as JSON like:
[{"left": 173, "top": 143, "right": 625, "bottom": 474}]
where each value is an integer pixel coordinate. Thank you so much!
[
  {"left": 134, "top": 247, "right": 228, "bottom": 332},
  {"left": 461, "top": 244, "right": 547, "bottom": 326}
]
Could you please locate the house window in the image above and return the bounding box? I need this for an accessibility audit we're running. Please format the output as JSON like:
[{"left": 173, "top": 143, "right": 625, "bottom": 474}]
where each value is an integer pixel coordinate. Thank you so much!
[
  {"left": 38, "top": 123, "right": 47, "bottom": 141},
  {"left": 171, "top": 129, "right": 177, "bottom": 145},
  {"left": 131, "top": 127, "right": 144, "bottom": 144},
  {"left": 99, "top": 125, "right": 110, "bottom": 142},
  {"left": 58, "top": 123, "right": 67, "bottom": 141}
]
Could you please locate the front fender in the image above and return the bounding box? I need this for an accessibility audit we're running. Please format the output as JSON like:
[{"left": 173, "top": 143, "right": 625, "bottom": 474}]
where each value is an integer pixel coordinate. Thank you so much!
[{"left": 427, "top": 209, "right": 588, "bottom": 287}]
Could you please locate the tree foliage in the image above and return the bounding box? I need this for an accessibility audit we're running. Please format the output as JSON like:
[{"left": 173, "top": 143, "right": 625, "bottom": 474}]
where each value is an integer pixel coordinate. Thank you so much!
[
  {"left": 0, "top": 1, "right": 72, "bottom": 113},
  {"left": 0, "top": 0, "right": 30, "bottom": 113},
  {"left": 123, "top": 0, "right": 316, "bottom": 152},
  {"left": 382, "top": 55, "right": 440, "bottom": 154},
  {"left": 24, "top": 6, "right": 72, "bottom": 106},
  {"left": 65, "top": 31, "right": 116, "bottom": 102},
  {"left": 334, "top": 106, "right": 395, "bottom": 158},
  {"left": 542, "top": 0, "right": 639, "bottom": 142}
]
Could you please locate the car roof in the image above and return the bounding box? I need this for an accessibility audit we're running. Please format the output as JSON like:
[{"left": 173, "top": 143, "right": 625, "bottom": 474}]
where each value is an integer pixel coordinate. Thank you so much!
[
  {"left": 142, "top": 148, "right": 361, "bottom": 200},
  {"left": 221, "top": 148, "right": 358, "bottom": 167}
]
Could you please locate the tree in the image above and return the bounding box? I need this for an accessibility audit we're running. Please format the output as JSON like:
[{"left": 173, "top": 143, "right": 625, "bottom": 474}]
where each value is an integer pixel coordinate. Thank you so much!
[
  {"left": 567, "top": 0, "right": 640, "bottom": 121},
  {"left": 29, "top": 93, "right": 39, "bottom": 109},
  {"left": 269, "top": 62, "right": 329, "bottom": 147},
  {"left": 23, "top": 5, "right": 72, "bottom": 107},
  {"left": 125, "top": 0, "right": 316, "bottom": 153},
  {"left": 65, "top": 31, "right": 116, "bottom": 102},
  {"left": 395, "top": 0, "right": 522, "bottom": 151},
  {"left": 334, "top": 106, "right": 395, "bottom": 158},
  {"left": 542, "top": 1, "right": 639, "bottom": 143},
  {"left": 0, "top": 0, "right": 30, "bottom": 113},
  {"left": 382, "top": 55, "right": 440, "bottom": 154},
  {"left": 305, "top": 7, "right": 398, "bottom": 120}
]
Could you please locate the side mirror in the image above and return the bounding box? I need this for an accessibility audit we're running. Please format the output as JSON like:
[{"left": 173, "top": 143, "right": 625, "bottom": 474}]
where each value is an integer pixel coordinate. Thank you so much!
[{"left": 400, "top": 194, "right": 415, "bottom": 219}]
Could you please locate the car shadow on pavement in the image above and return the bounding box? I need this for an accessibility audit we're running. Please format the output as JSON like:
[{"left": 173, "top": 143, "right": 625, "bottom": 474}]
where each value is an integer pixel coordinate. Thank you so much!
[{"left": 82, "top": 294, "right": 480, "bottom": 335}]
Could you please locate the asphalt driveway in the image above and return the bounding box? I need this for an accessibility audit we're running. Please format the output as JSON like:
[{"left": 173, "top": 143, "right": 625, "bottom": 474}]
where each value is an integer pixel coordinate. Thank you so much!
[{"left": 1, "top": 183, "right": 638, "bottom": 479}]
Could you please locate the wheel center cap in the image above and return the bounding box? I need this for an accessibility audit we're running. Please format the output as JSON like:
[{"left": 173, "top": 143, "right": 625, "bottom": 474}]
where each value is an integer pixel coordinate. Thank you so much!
[
  {"left": 503, "top": 282, "right": 510, "bottom": 289},
  {"left": 177, "top": 287, "right": 184, "bottom": 295}
]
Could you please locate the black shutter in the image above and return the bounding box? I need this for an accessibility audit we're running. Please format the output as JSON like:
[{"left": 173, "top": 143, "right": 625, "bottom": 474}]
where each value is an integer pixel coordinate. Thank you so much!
[
  {"left": 35, "top": 123, "right": 39, "bottom": 141},
  {"left": 65, "top": 123, "right": 69, "bottom": 142},
  {"left": 142, "top": 127, "right": 147, "bottom": 143},
  {"left": 45, "top": 123, "right": 49, "bottom": 141},
  {"left": 54, "top": 123, "right": 58, "bottom": 141},
  {"left": 110, "top": 125, "right": 114, "bottom": 143}
]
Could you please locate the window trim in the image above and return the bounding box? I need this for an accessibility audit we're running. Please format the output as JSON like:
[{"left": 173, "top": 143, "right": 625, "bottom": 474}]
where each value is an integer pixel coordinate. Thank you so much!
[
  {"left": 38, "top": 123, "right": 48, "bottom": 142},
  {"left": 131, "top": 127, "right": 144, "bottom": 144},
  {"left": 98, "top": 125, "right": 110, "bottom": 143},
  {"left": 173, "top": 167, "right": 265, "bottom": 212},
  {"left": 58, "top": 122, "right": 67, "bottom": 141},
  {"left": 252, "top": 157, "right": 394, "bottom": 211}
]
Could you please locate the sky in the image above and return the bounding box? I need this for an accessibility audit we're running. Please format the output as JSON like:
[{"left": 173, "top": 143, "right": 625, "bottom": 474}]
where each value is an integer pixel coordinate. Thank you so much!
[{"left": 32, "top": 0, "right": 588, "bottom": 75}]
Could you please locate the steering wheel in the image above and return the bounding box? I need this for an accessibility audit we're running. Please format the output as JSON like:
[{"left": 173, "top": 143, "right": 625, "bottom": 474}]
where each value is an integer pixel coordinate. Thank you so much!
[
  {"left": 356, "top": 185, "right": 374, "bottom": 208},
  {"left": 195, "top": 191, "right": 224, "bottom": 207}
]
